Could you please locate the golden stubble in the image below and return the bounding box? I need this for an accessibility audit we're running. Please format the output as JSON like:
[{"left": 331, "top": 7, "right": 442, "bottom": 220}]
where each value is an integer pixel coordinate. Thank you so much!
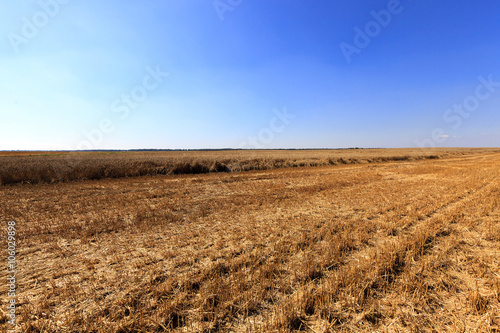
[{"left": 0, "top": 149, "right": 499, "bottom": 332}]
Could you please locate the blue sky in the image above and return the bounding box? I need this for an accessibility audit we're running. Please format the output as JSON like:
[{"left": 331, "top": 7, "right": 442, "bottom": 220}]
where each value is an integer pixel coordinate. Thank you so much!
[{"left": 1, "top": 0, "right": 499, "bottom": 150}]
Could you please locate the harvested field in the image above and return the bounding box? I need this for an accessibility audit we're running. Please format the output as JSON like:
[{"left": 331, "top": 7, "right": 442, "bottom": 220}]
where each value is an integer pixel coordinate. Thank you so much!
[
  {"left": 0, "top": 148, "right": 496, "bottom": 186},
  {"left": 1, "top": 149, "right": 500, "bottom": 332}
]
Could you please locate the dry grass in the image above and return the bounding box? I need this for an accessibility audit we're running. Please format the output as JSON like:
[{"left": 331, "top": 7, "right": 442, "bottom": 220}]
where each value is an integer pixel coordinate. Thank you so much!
[
  {"left": 1, "top": 148, "right": 496, "bottom": 185},
  {"left": 0, "top": 148, "right": 499, "bottom": 332}
]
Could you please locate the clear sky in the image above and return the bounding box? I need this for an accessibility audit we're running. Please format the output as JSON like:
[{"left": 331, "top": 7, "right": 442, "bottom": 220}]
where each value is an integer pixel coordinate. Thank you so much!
[{"left": 1, "top": 0, "right": 499, "bottom": 150}]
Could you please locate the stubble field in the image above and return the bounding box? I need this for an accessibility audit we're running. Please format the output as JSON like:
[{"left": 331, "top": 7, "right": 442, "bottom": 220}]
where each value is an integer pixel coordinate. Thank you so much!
[{"left": 1, "top": 148, "right": 500, "bottom": 332}]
